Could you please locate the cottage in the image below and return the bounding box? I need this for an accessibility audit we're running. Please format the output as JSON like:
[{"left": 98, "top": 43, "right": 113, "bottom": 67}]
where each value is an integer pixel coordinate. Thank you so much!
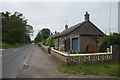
[{"left": 53, "top": 12, "right": 105, "bottom": 52}]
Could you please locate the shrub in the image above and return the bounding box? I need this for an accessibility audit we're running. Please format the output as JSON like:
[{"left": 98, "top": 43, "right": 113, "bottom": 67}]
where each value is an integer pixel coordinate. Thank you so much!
[
  {"left": 45, "top": 38, "right": 55, "bottom": 47},
  {"left": 99, "top": 33, "right": 120, "bottom": 51}
]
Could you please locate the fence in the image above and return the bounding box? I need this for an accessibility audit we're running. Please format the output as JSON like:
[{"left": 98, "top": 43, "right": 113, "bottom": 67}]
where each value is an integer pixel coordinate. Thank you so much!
[
  {"left": 87, "top": 45, "right": 100, "bottom": 53},
  {"left": 40, "top": 44, "right": 112, "bottom": 65}
]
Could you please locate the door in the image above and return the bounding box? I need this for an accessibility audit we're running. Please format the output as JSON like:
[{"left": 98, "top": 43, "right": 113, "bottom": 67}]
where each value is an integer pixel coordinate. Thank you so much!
[{"left": 72, "top": 38, "right": 78, "bottom": 52}]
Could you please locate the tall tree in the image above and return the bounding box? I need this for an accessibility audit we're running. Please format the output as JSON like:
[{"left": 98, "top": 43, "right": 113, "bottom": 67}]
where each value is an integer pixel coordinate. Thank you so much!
[{"left": 2, "top": 11, "right": 33, "bottom": 44}]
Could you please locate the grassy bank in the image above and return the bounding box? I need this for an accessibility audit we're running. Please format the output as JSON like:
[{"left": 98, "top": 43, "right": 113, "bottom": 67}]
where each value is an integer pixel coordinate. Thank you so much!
[
  {"left": 0, "top": 42, "right": 26, "bottom": 49},
  {"left": 56, "top": 61, "right": 119, "bottom": 77}
]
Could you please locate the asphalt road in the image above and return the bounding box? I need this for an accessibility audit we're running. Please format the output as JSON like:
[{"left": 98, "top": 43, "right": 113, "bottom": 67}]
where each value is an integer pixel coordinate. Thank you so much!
[
  {"left": 16, "top": 45, "right": 66, "bottom": 78},
  {"left": 2, "top": 44, "right": 33, "bottom": 78}
]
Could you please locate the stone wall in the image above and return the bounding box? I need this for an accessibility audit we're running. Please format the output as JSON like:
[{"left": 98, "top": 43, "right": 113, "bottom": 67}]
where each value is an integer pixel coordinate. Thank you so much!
[
  {"left": 66, "top": 54, "right": 112, "bottom": 65},
  {"left": 40, "top": 44, "right": 112, "bottom": 65},
  {"left": 112, "top": 45, "right": 120, "bottom": 61}
]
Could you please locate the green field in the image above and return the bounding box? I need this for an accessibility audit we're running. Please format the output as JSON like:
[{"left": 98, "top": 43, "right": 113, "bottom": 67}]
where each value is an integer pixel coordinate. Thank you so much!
[{"left": 57, "top": 61, "right": 119, "bottom": 77}]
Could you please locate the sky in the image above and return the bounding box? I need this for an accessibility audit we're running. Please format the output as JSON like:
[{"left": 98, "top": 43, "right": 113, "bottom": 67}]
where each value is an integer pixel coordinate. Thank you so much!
[
  {"left": 118, "top": 1, "right": 120, "bottom": 33},
  {"left": 1, "top": 0, "right": 119, "bottom": 40}
]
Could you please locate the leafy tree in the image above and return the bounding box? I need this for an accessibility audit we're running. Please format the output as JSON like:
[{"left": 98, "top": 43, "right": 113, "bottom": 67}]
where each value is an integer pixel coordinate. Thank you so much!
[
  {"left": 41, "top": 28, "right": 51, "bottom": 39},
  {"left": 99, "top": 33, "right": 120, "bottom": 51},
  {"left": 34, "top": 32, "right": 45, "bottom": 43},
  {"left": 34, "top": 28, "right": 51, "bottom": 43},
  {"left": 2, "top": 11, "right": 33, "bottom": 44}
]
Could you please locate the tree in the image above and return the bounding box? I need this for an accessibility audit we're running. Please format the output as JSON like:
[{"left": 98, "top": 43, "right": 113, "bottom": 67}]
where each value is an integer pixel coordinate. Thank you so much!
[
  {"left": 99, "top": 33, "right": 120, "bottom": 51},
  {"left": 34, "top": 28, "right": 51, "bottom": 43},
  {"left": 34, "top": 32, "right": 45, "bottom": 43},
  {"left": 41, "top": 28, "right": 51, "bottom": 39},
  {"left": 2, "top": 11, "right": 33, "bottom": 44}
]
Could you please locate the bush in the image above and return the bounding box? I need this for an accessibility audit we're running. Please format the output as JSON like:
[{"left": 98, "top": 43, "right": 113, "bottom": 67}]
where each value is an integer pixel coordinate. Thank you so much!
[
  {"left": 45, "top": 38, "right": 55, "bottom": 47},
  {"left": 99, "top": 33, "right": 120, "bottom": 51}
]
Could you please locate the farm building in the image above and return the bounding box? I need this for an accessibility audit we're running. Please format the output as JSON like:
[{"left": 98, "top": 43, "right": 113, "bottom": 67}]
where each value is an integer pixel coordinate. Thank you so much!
[{"left": 52, "top": 12, "right": 105, "bottom": 53}]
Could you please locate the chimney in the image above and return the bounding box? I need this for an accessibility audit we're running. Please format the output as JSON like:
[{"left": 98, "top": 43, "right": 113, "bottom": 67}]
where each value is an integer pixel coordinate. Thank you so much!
[
  {"left": 65, "top": 24, "right": 68, "bottom": 30},
  {"left": 55, "top": 31, "right": 57, "bottom": 34},
  {"left": 84, "top": 12, "right": 89, "bottom": 21}
]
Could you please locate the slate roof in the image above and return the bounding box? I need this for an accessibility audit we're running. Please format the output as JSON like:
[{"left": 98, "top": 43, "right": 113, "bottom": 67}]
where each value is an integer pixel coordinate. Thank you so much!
[{"left": 53, "top": 20, "right": 88, "bottom": 38}]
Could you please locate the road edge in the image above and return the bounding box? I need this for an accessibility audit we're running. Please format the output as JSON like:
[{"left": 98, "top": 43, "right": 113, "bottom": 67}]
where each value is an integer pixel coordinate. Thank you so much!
[{"left": 15, "top": 45, "right": 34, "bottom": 78}]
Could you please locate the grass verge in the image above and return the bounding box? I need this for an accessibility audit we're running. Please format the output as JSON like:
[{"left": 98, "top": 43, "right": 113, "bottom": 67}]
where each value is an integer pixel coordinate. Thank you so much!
[
  {"left": 56, "top": 61, "right": 119, "bottom": 77},
  {"left": 0, "top": 42, "right": 26, "bottom": 49}
]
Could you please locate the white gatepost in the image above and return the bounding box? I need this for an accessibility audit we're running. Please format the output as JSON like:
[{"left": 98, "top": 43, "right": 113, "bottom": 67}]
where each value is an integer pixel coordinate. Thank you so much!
[
  {"left": 107, "top": 48, "right": 110, "bottom": 53},
  {"left": 110, "top": 45, "right": 112, "bottom": 53}
]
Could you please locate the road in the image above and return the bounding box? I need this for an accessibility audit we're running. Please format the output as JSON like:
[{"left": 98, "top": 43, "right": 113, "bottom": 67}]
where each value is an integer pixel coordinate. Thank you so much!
[
  {"left": 2, "top": 44, "right": 117, "bottom": 78},
  {"left": 2, "top": 44, "right": 33, "bottom": 78},
  {"left": 2, "top": 44, "right": 66, "bottom": 78},
  {"left": 16, "top": 45, "right": 66, "bottom": 78}
]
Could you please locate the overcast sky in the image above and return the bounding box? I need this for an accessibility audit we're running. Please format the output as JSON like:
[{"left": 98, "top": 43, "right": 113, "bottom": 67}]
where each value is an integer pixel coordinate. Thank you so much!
[{"left": 1, "top": 1, "right": 118, "bottom": 40}]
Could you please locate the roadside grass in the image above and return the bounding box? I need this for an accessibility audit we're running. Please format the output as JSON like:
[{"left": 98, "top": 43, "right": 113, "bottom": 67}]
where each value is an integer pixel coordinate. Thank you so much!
[
  {"left": 56, "top": 61, "right": 119, "bottom": 77},
  {"left": 0, "top": 42, "right": 26, "bottom": 49},
  {"left": 0, "top": 42, "right": 2, "bottom": 49}
]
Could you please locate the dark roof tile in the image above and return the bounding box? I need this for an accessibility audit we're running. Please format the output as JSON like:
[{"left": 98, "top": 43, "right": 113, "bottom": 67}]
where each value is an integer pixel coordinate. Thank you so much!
[{"left": 53, "top": 20, "right": 88, "bottom": 38}]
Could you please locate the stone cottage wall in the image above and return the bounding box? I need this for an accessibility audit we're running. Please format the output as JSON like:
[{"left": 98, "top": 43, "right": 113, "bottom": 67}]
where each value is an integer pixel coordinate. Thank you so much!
[
  {"left": 54, "top": 38, "right": 58, "bottom": 49},
  {"left": 54, "top": 21, "right": 104, "bottom": 52},
  {"left": 79, "top": 35, "right": 95, "bottom": 52},
  {"left": 54, "top": 36, "right": 66, "bottom": 51},
  {"left": 65, "top": 21, "right": 104, "bottom": 52},
  {"left": 79, "top": 35, "right": 103, "bottom": 52}
]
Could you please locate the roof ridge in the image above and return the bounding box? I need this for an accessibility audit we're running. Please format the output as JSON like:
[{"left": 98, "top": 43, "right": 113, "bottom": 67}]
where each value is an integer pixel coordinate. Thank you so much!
[
  {"left": 66, "top": 20, "right": 88, "bottom": 30},
  {"left": 53, "top": 20, "right": 88, "bottom": 38}
]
